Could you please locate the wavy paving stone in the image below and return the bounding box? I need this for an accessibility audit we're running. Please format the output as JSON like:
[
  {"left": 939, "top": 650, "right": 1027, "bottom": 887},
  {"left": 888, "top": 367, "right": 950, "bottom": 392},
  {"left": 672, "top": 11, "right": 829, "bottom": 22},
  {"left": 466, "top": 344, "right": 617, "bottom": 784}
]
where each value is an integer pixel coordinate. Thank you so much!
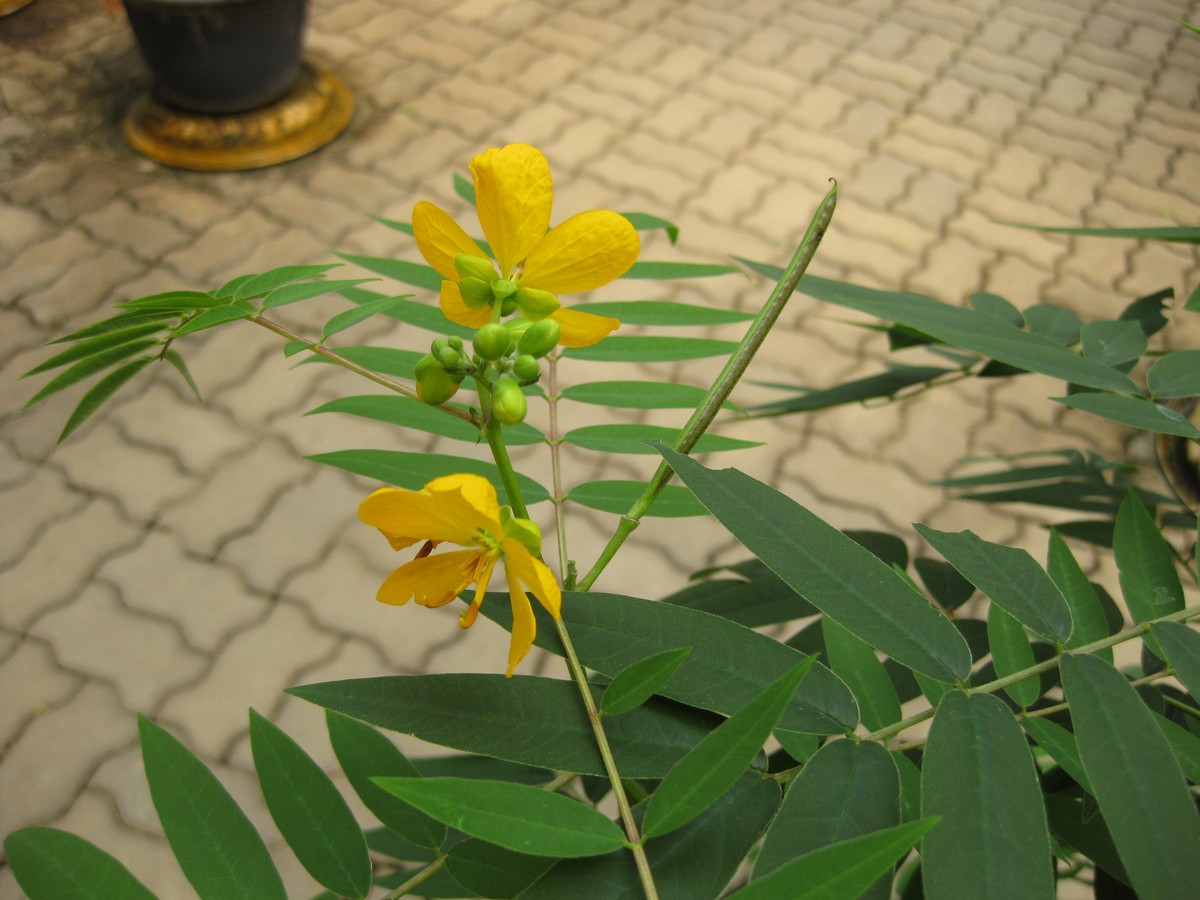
[{"left": 3, "top": 0, "right": 1199, "bottom": 895}]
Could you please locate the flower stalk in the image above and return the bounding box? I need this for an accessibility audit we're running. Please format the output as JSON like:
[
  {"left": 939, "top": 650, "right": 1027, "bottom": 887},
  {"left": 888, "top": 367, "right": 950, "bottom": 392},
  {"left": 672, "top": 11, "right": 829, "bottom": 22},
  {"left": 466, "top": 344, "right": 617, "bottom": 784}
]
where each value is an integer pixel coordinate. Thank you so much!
[{"left": 575, "top": 181, "right": 838, "bottom": 592}]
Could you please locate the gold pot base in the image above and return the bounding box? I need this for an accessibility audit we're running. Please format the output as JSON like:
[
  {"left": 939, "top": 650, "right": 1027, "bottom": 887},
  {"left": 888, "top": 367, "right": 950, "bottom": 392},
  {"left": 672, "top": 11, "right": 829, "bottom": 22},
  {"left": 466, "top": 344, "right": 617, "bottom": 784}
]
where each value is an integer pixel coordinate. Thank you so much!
[
  {"left": 0, "top": 0, "right": 37, "bottom": 15},
  {"left": 122, "top": 61, "right": 353, "bottom": 171}
]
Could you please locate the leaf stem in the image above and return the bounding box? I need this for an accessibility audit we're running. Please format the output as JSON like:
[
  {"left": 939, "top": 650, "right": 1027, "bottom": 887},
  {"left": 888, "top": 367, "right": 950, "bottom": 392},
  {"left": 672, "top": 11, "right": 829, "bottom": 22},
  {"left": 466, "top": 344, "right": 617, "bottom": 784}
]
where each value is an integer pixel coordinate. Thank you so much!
[
  {"left": 574, "top": 182, "right": 838, "bottom": 592},
  {"left": 251, "top": 314, "right": 479, "bottom": 424},
  {"left": 384, "top": 853, "right": 447, "bottom": 899},
  {"left": 554, "top": 617, "right": 660, "bottom": 900},
  {"left": 866, "top": 602, "right": 1200, "bottom": 745},
  {"left": 546, "top": 353, "right": 572, "bottom": 582}
]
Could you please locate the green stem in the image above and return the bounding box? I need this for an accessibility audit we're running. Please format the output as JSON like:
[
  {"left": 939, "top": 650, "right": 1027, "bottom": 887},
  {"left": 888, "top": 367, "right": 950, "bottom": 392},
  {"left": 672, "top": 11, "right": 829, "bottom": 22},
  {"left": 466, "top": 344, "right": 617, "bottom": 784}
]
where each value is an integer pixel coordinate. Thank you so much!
[
  {"left": 555, "top": 617, "right": 660, "bottom": 900},
  {"left": 251, "top": 314, "right": 479, "bottom": 424},
  {"left": 384, "top": 853, "right": 447, "bottom": 899},
  {"left": 574, "top": 182, "right": 838, "bottom": 592},
  {"left": 866, "top": 602, "right": 1200, "bottom": 745},
  {"left": 546, "top": 353, "right": 572, "bottom": 582},
  {"left": 478, "top": 381, "right": 530, "bottom": 520}
]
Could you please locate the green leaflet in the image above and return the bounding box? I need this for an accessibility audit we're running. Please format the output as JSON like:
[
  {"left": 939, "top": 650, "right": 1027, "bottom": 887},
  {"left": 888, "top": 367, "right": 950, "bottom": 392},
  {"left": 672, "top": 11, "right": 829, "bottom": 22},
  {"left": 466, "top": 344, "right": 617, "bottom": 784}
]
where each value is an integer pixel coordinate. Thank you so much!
[
  {"left": 373, "top": 777, "right": 627, "bottom": 858},
  {"left": 580, "top": 300, "right": 754, "bottom": 325},
  {"left": 308, "top": 394, "right": 545, "bottom": 445},
  {"left": 754, "top": 740, "right": 900, "bottom": 900},
  {"left": 921, "top": 691, "right": 1055, "bottom": 900},
  {"left": 822, "top": 617, "right": 902, "bottom": 731},
  {"left": 326, "top": 711, "right": 446, "bottom": 849},
  {"left": 309, "top": 449, "right": 550, "bottom": 505},
  {"left": 986, "top": 603, "right": 1042, "bottom": 708},
  {"left": 518, "top": 772, "right": 779, "bottom": 900},
  {"left": 1113, "top": 491, "right": 1185, "bottom": 657},
  {"left": 915, "top": 524, "right": 1073, "bottom": 643},
  {"left": 730, "top": 819, "right": 938, "bottom": 900},
  {"left": 137, "top": 715, "right": 286, "bottom": 900},
  {"left": 1150, "top": 621, "right": 1200, "bottom": 701},
  {"left": 563, "top": 336, "right": 739, "bottom": 362},
  {"left": 478, "top": 589, "right": 859, "bottom": 735},
  {"left": 1060, "top": 654, "right": 1200, "bottom": 899},
  {"left": 619, "top": 212, "right": 680, "bottom": 244},
  {"left": 4, "top": 827, "right": 157, "bottom": 900},
  {"left": 563, "top": 424, "right": 760, "bottom": 455},
  {"left": 231, "top": 264, "right": 342, "bottom": 299},
  {"left": 1047, "top": 529, "right": 1113, "bottom": 660},
  {"left": 562, "top": 380, "right": 736, "bottom": 410},
  {"left": 659, "top": 446, "right": 972, "bottom": 683},
  {"left": 1147, "top": 350, "right": 1200, "bottom": 399},
  {"left": 622, "top": 261, "right": 741, "bottom": 279},
  {"left": 642, "top": 659, "right": 814, "bottom": 838},
  {"left": 601, "top": 648, "right": 694, "bottom": 717},
  {"left": 567, "top": 480, "right": 708, "bottom": 518},
  {"left": 248, "top": 710, "right": 371, "bottom": 899},
  {"left": 289, "top": 674, "right": 715, "bottom": 778},
  {"left": 1055, "top": 393, "right": 1200, "bottom": 439}
]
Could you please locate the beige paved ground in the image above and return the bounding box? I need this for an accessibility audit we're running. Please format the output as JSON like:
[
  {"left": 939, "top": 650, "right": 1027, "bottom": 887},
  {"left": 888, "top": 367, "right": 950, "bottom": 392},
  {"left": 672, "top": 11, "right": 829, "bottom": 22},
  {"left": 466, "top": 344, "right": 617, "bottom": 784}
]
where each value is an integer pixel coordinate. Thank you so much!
[{"left": 2, "top": 0, "right": 1199, "bottom": 896}]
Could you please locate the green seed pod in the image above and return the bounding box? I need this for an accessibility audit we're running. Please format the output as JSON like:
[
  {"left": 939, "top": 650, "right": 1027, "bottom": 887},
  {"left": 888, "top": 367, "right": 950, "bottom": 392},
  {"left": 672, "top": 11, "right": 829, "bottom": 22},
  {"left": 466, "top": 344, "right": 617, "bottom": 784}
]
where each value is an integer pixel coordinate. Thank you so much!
[
  {"left": 454, "top": 253, "right": 497, "bottom": 283},
  {"left": 491, "top": 377, "right": 527, "bottom": 425},
  {"left": 473, "top": 323, "right": 512, "bottom": 361},
  {"left": 501, "top": 297, "right": 518, "bottom": 316},
  {"left": 517, "top": 317, "right": 561, "bottom": 358},
  {"left": 512, "top": 354, "right": 540, "bottom": 383},
  {"left": 515, "top": 286, "right": 560, "bottom": 320},
  {"left": 458, "top": 277, "right": 494, "bottom": 310},
  {"left": 417, "top": 367, "right": 460, "bottom": 406}
]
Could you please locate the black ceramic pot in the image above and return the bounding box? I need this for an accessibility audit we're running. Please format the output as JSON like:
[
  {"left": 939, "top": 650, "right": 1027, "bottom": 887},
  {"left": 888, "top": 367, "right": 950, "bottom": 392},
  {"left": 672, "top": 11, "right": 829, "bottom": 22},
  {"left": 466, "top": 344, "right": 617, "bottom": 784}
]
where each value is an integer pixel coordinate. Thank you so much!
[{"left": 122, "top": 0, "right": 309, "bottom": 114}]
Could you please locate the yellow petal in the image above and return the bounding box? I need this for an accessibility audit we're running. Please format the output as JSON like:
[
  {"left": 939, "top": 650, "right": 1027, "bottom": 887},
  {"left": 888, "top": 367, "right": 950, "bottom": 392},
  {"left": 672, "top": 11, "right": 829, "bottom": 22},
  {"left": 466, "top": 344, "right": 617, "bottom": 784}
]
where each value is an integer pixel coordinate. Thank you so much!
[
  {"left": 359, "top": 480, "right": 497, "bottom": 547},
  {"left": 471, "top": 144, "right": 552, "bottom": 277},
  {"left": 425, "top": 474, "right": 501, "bottom": 525},
  {"left": 551, "top": 308, "right": 621, "bottom": 348},
  {"left": 520, "top": 210, "right": 639, "bottom": 295},
  {"left": 460, "top": 553, "right": 499, "bottom": 629},
  {"left": 377, "top": 548, "right": 485, "bottom": 607},
  {"left": 505, "top": 540, "right": 562, "bottom": 620},
  {"left": 439, "top": 281, "right": 494, "bottom": 329},
  {"left": 504, "top": 562, "right": 537, "bottom": 677},
  {"left": 412, "top": 200, "right": 489, "bottom": 281}
]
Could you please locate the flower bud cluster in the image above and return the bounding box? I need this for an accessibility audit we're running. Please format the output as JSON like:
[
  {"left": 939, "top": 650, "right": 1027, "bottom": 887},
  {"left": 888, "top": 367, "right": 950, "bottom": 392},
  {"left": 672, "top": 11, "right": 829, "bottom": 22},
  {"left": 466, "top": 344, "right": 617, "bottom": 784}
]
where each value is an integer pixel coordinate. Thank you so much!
[
  {"left": 453, "top": 254, "right": 562, "bottom": 322},
  {"left": 414, "top": 336, "right": 470, "bottom": 406}
]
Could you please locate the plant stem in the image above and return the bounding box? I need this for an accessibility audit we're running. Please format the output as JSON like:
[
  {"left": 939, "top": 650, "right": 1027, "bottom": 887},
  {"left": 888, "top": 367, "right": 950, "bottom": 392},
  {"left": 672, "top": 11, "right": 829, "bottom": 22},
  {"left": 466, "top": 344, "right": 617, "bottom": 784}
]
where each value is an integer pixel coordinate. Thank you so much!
[
  {"left": 555, "top": 617, "right": 660, "bottom": 900},
  {"left": 574, "top": 182, "right": 838, "bottom": 592},
  {"left": 864, "top": 602, "right": 1200, "bottom": 745},
  {"left": 546, "top": 353, "right": 571, "bottom": 582},
  {"left": 385, "top": 854, "right": 447, "bottom": 898},
  {"left": 251, "top": 314, "right": 479, "bottom": 424},
  {"left": 478, "top": 381, "right": 531, "bottom": 519}
]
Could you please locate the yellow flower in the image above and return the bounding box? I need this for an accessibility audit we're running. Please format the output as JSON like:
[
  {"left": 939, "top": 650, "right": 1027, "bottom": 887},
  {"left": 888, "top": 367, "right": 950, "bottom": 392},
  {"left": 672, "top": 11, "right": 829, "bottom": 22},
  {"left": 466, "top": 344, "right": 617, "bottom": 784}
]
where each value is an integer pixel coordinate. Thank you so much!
[
  {"left": 412, "top": 143, "right": 639, "bottom": 348},
  {"left": 358, "top": 473, "right": 561, "bottom": 676}
]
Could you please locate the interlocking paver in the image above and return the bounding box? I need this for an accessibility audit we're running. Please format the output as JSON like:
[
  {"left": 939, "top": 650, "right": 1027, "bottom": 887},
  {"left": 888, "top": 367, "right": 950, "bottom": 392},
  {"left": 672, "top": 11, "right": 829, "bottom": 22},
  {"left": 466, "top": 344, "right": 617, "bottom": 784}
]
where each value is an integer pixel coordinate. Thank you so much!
[
  {"left": 0, "top": 680, "right": 133, "bottom": 842},
  {"left": 157, "top": 601, "right": 339, "bottom": 758},
  {"left": 0, "top": 496, "right": 143, "bottom": 631},
  {"left": 5, "top": 2, "right": 1200, "bottom": 894},
  {"left": 31, "top": 581, "right": 209, "bottom": 710}
]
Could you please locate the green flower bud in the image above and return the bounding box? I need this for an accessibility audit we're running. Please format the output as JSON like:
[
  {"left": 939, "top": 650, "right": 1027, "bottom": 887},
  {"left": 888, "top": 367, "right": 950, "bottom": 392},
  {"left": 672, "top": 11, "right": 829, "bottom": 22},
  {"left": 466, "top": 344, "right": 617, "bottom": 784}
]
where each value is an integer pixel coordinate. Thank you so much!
[
  {"left": 491, "top": 278, "right": 519, "bottom": 300},
  {"left": 473, "top": 323, "right": 512, "bottom": 361},
  {"left": 437, "top": 345, "right": 461, "bottom": 369},
  {"left": 414, "top": 352, "right": 441, "bottom": 380},
  {"left": 512, "top": 354, "right": 540, "bottom": 383},
  {"left": 504, "top": 516, "right": 542, "bottom": 553},
  {"left": 504, "top": 318, "right": 532, "bottom": 340},
  {"left": 454, "top": 253, "right": 497, "bottom": 283},
  {"left": 501, "top": 297, "right": 518, "bottom": 316},
  {"left": 431, "top": 337, "right": 449, "bottom": 356},
  {"left": 459, "top": 277, "right": 494, "bottom": 310},
  {"left": 515, "top": 286, "right": 560, "bottom": 321},
  {"left": 417, "top": 367, "right": 460, "bottom": 406},
  {"left": 447, "top": 336, "right": 463, "bottom": 351},
  {"left": 491, "top": 377, "right": 527, "bottom": 425},
  {"left": 517, "top": 318, "right": 561, "bottom": 358}
]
